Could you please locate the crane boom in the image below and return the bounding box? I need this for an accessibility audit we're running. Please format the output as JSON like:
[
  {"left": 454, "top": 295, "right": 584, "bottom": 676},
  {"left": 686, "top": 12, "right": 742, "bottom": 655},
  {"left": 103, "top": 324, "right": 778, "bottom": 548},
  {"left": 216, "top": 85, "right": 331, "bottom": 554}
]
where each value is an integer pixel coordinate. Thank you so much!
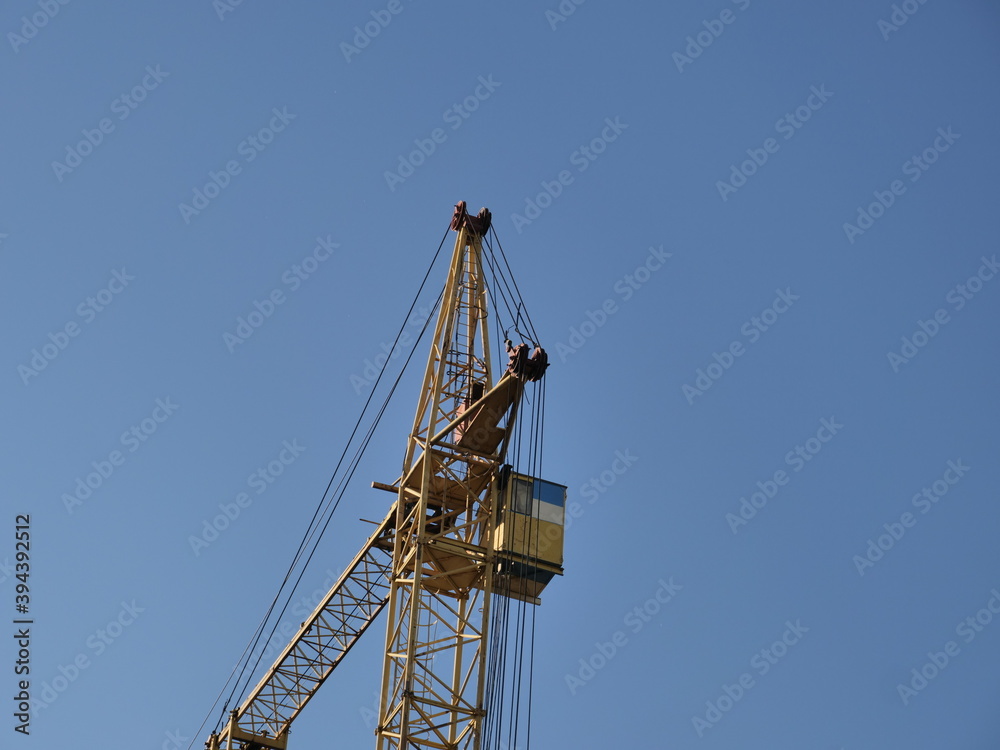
[
  {"left": 208, "top": 505, "right": 396, "bottom": 750},
  {"left": 203, "top": 202, "right": 560, "bottom": 750}
]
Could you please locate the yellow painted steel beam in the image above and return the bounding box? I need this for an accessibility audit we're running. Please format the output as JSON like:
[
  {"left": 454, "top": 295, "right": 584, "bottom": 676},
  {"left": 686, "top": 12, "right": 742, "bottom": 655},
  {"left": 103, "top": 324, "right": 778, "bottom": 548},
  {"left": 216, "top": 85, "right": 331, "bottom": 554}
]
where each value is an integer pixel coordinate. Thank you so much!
[
  {"left": 376, "top": 215, "right": 516, "bottom": 750},
  {"left": 202, "top": 203, "right": 548, "bottom": 750},
  {"left": 209, "top": 504, "right": 397, "bottom": 750}
]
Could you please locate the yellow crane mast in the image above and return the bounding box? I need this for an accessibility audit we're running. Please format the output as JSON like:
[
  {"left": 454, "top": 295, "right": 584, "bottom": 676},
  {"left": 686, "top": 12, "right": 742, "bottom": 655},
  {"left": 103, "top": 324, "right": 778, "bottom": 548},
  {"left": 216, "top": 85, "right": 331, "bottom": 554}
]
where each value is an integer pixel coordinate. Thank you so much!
[{"left": 206, "top": 202, "right": 564, "bottom": 750}]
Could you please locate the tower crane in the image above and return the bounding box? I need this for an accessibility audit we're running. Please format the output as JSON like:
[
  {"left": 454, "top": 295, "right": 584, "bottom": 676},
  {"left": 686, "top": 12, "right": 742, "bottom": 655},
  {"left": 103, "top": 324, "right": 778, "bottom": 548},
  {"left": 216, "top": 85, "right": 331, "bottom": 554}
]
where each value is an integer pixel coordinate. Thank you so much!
[{"left": 204, "top": 202, "right": 565, "bottom": 750}]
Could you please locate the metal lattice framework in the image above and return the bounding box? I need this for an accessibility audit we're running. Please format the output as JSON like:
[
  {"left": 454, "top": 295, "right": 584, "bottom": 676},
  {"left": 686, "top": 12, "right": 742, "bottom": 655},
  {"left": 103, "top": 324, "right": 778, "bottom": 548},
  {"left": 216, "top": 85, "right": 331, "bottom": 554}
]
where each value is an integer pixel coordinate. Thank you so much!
[
  {"left": 206, "top": 205, "right": 528, "bottom": 750},
  {"left": 376, "top": 219, "right": 522, "bottom": 750},
  {"left": 208, "top": 508, "right": 396, "bottom": 750}
]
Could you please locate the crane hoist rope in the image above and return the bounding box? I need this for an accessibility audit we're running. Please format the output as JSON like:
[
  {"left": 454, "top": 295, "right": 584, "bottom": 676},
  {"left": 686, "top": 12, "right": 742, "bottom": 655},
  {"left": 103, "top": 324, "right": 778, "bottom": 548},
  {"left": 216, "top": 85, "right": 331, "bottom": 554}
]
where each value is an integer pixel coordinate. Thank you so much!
[
  {"left": 217, "top": 230, "right": 453, "bottom": 728},
  {"left": 198, "top": 201, "right": 565, "bottom": 750},
  {"left": 189, "top": 227, "right": 453, "bottom": 750}
]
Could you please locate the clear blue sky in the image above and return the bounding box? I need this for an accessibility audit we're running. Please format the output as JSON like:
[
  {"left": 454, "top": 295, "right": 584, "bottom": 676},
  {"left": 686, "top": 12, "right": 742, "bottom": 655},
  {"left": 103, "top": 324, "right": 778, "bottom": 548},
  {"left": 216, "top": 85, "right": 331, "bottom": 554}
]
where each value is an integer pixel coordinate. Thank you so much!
[{"left": 2, "top": 1, "right": 999, "bottom": 748}]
